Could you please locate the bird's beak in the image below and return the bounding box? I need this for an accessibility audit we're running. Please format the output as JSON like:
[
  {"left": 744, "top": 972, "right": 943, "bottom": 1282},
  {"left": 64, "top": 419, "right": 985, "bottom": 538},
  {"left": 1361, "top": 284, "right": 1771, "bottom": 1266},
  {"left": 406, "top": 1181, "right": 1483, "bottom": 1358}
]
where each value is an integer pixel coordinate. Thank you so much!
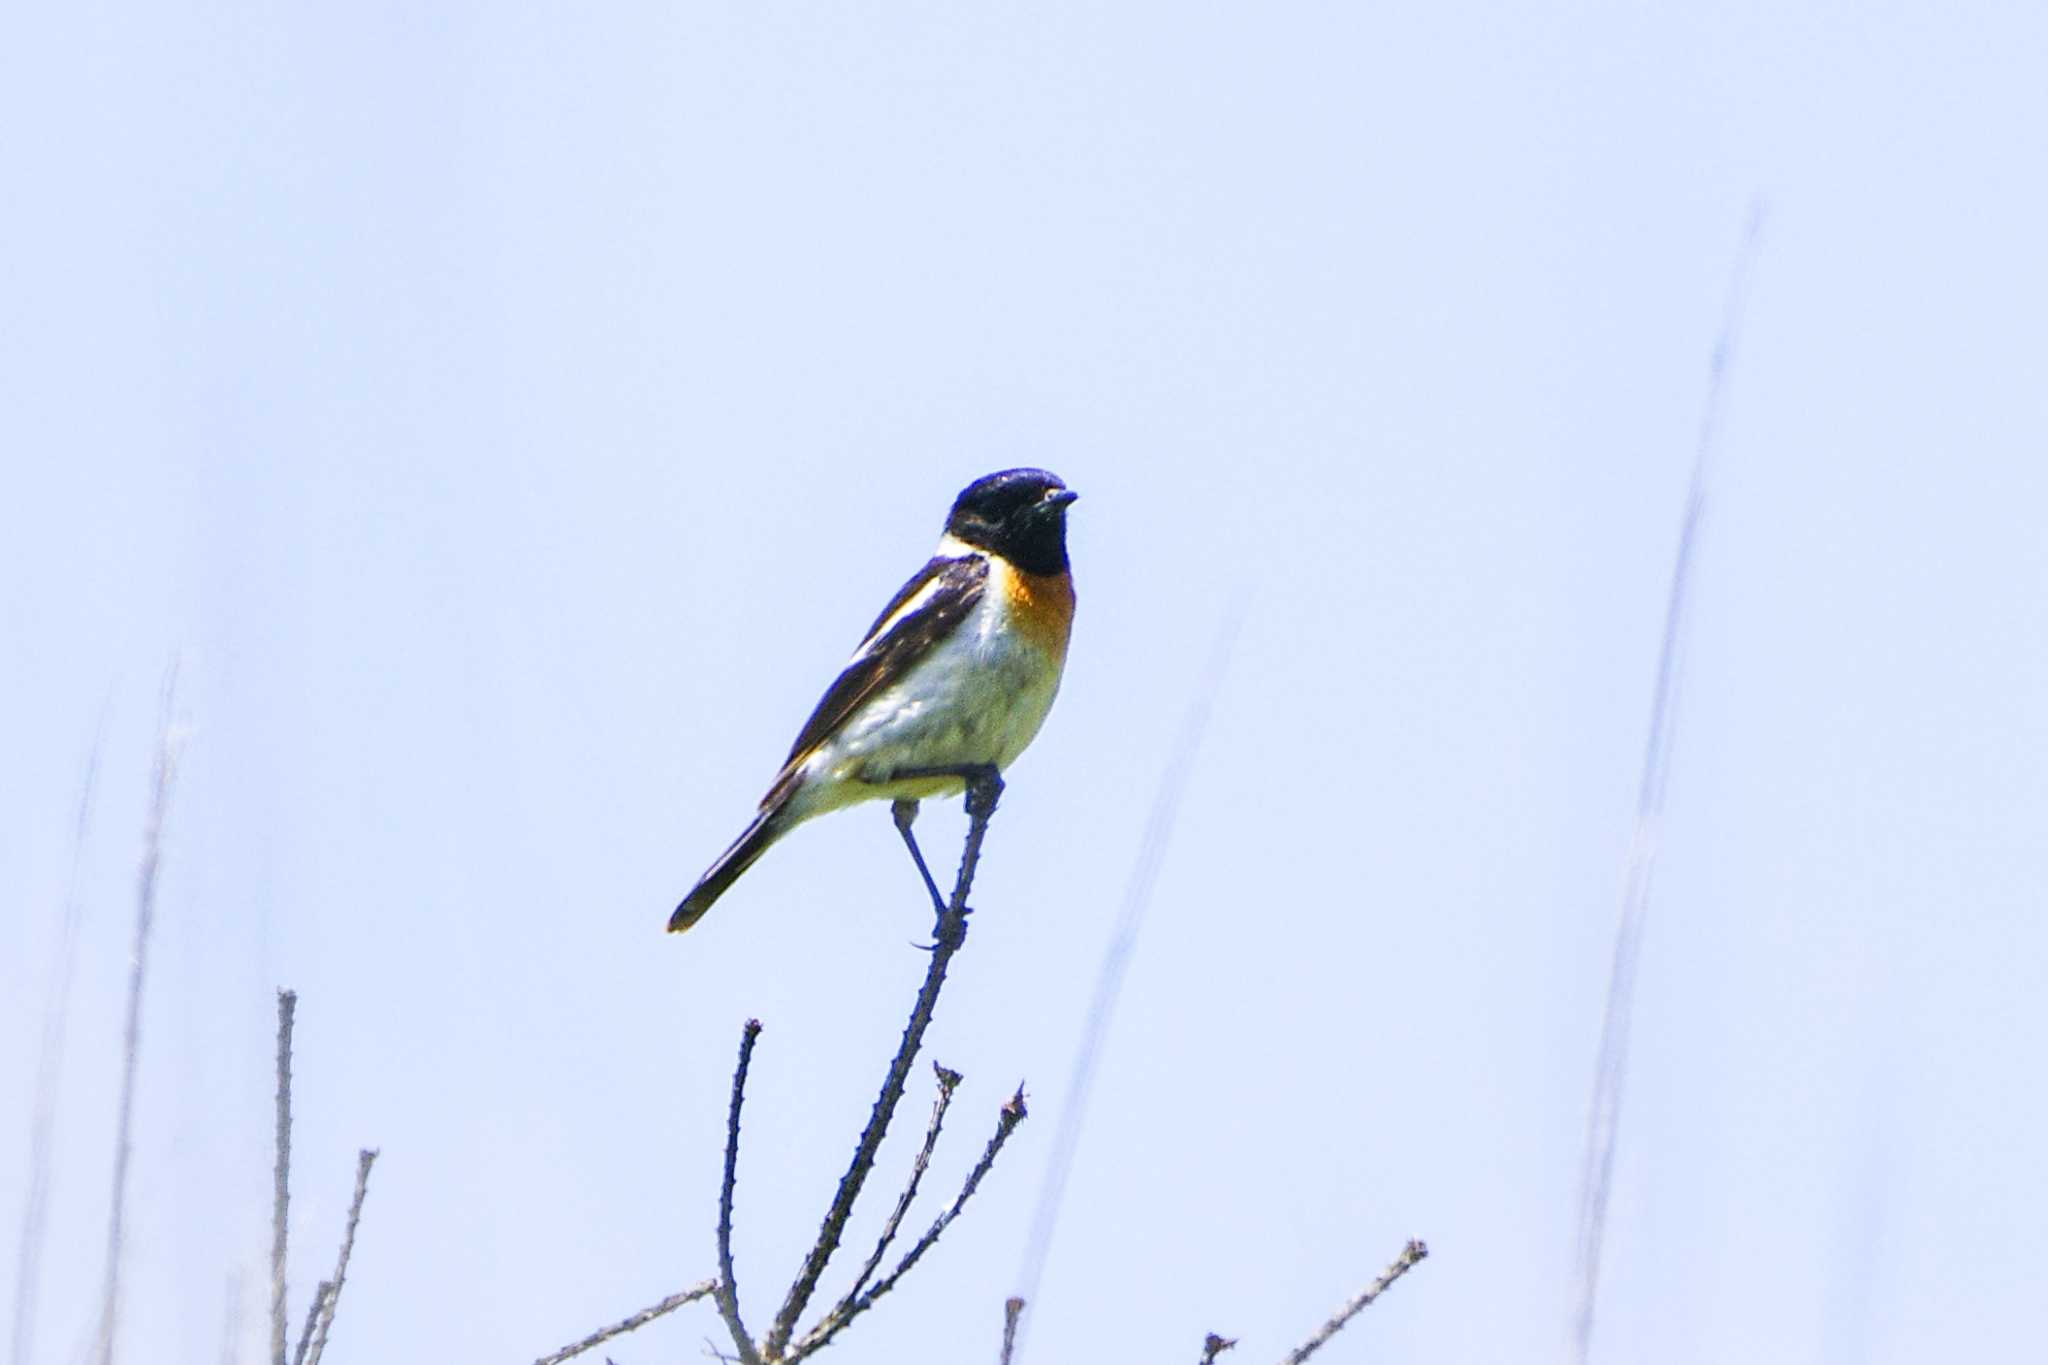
[{"left": 1045, "top": 489, "right": 1079, "bottom": 509}]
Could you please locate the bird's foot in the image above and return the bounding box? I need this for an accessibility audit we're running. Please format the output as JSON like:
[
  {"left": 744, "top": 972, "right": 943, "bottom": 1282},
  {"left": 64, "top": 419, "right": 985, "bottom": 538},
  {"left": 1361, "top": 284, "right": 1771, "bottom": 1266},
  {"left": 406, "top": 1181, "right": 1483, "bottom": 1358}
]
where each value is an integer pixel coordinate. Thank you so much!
[
  {"left": 931, "top": 905, "right": 972, "bottom": 950},
  {"left": 964, "top": 767, "right": 1004, "bottom": 821}
]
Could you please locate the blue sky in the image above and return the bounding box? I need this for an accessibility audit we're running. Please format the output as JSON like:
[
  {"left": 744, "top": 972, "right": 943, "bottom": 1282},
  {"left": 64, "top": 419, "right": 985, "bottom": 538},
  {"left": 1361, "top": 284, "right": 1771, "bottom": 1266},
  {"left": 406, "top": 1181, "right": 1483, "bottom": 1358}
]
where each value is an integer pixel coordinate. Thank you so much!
[{"left": 5, "top": 4, "right": 2046, "bottom": 1363}]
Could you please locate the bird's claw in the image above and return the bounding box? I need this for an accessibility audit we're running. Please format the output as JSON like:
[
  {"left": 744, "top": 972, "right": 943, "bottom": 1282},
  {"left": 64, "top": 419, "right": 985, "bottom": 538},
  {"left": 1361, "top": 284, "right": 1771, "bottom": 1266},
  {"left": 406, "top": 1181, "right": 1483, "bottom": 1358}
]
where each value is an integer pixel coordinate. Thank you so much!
[{"left": 964, "top": 775, "right": 1004, "bottom": 821}]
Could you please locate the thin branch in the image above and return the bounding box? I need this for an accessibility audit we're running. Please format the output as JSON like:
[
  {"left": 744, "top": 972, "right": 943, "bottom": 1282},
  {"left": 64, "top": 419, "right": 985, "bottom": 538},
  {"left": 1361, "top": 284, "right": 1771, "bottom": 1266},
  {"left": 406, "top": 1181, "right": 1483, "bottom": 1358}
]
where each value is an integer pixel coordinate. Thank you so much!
[
  {"left": 272, "top": 991, "right": 298, "bottom": 1365},
  {"left": 1200, "top": 1333, "right": 1238, "bottom": 1364},
  {"left": 762, "top": 774, "right": 1004, "bottom": 1360},
  {"left": 301, "top": 1149, "right": 377, "bottom": 1365},
  {"left": 1010, "top": 613, "right": 1238, "bottom": 1363},
  {"left": 1276, "top": 1238, "right": 1429, "bottom": 1365},
  {"left": 788, "top": 1086, "right": 1029, "bottom": 1361},
  {"left": 93, "top": 660, "right": 182, "bottom": 1365},
  {"left": 870, "top": 1087, "right": 1028, "bottom": 1296},
  {"left": 998, "top": 1298, "right": 1024, "bottom": 1365},
  {"left": 840, "top": 1063, "right": 961, "bottom": 1308},
  {"left": 1568, "top": 199, "right": 1768, "bottom": 1365},
  {"left": 714, "top": 1021, "right": 765, "bottom": 1365},
  {"left": 10, "top": 706, "right": 109, "bottom": 1365},
  {"left": 530, "top": 1281, "right": 717, "bottom": 1365},
  {"left": 289, "top": 1286, "right": 327, "bottom": 1365}
]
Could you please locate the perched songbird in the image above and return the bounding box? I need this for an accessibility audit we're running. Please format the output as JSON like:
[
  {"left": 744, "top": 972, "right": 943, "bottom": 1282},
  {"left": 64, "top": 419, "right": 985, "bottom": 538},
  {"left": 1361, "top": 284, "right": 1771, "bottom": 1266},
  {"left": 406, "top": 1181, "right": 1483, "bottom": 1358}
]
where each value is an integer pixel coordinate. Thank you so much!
[{"left": 669, "top": 468, "right": 1078, "bottom": 932}]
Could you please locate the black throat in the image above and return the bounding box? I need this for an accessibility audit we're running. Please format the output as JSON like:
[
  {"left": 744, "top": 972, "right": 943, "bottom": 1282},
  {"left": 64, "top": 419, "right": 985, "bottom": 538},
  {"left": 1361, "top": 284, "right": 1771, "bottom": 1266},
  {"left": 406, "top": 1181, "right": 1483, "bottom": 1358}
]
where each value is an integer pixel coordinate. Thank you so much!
[{"left": 948, "top": 509, "right": 1069, "bottom": 576}]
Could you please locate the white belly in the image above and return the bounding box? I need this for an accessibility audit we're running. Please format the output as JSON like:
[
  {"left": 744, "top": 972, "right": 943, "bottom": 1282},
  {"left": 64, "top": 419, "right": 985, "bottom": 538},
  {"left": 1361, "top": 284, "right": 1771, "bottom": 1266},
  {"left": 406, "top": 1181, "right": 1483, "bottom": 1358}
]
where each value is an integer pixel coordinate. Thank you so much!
[{"left": 790, "top": 591, "right": 1063, "bottom": 817}]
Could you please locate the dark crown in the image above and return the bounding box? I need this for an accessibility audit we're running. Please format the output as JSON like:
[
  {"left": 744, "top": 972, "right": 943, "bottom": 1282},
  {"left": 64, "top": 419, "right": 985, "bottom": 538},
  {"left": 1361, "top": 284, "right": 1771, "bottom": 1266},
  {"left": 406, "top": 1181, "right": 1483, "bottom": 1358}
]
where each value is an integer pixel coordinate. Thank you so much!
[{"left": 945, "top": 468, "right": 1076, "bottom": 575}]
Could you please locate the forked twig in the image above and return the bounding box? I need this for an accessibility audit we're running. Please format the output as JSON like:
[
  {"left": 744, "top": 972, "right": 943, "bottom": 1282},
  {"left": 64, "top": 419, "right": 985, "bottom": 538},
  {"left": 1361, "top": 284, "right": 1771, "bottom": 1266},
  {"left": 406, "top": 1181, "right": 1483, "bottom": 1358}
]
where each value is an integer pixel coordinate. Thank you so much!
[
  {"left": 839, "top": 1063, "right": 961, "bottom": 1308},
  {"left": 288, "top": 1286, "right": 327, "bottom": 1365},
  {"left": 531, "top": 1281, "right": 717, "bottom": 1365},
  {"left": 762, "top": 774, "right": 1004, "bottom": 1359},
  {"left": 715, "top": 1021, "right": 765, "bottom": 1365},
  {"left": 861, "top": 1087, "right": 1028, "bottom": 1301},
  {"left": 787, "top": 1087, "right": 1029, "bottom": 1360},
  {"left": 1277, "top": 1238, "right": 1429, "bottom": 1365},
  {"left": 300, "top": 1149, "right": 377, "bottom": 1365}
]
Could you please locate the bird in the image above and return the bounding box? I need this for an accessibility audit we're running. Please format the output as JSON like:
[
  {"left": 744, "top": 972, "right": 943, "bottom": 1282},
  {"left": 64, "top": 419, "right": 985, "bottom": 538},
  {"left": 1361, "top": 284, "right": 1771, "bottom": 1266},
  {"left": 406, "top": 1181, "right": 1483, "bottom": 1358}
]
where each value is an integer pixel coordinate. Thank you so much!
[{"left": 669, "top": 468, "right": 1079, "bottom": 933}]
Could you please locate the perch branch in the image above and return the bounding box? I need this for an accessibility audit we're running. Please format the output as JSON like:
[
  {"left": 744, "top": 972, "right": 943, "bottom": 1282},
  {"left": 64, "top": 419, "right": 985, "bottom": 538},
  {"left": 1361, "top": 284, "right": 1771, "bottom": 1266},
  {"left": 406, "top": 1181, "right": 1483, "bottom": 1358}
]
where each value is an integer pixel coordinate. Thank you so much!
[
  {"left": 531, "top": 1280, "right": 717, "bottom": 1365},
  {"left": 1276, "top": 1238, "right": 1429, "bottom": 1365},
  {"left": 762, "top": 771, "right": 1004, "bottom": 1359}
]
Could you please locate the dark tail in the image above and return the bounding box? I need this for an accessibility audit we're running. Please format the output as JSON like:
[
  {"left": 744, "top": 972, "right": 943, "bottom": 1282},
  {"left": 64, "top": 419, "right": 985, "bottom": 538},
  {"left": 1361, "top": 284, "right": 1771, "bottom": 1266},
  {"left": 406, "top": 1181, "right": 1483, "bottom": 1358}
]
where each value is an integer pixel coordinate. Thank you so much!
[{"left": 669, "top": 806, "right": 787, "bottom": 933}]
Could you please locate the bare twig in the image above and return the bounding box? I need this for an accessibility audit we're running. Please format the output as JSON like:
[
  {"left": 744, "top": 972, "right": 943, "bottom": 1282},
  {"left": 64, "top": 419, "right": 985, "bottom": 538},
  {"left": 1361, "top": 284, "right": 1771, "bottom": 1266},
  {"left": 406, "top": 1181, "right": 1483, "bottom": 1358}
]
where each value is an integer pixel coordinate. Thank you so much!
[
  {"left": 763, "top": 775, "right": 1004, "bottom": 1359},
  {"left": 301, "top": 1149, "right": 377, "bottom": 1365},
  {"left": 869, "top": 1087, "right": 1028, "bottom": 1297},
  {"left": 999, "top": 1298, "right": 1025, "bottom": 1365},
  {"left": 1200, "top": 1333, "right": 1238, "bottom": 1363},
  {"left": 531, "top": 1281, "right": 717, "bottom": 1365},
  {"left": 1010, "top": 615, "right": 1237, "bottom": 1361},
  {"left": 1568, "top": 200, "right": 1767, "bottom": 1365},
  {"left": 840, "top": 1063, "right": 962, "bottom": 1308},
  {"left": 10, "top": 708, "right": 108, "bottom": 1365},
  {"left": 289, "top": 1285, "right": 327, "bottom": 1365},
  {"left": 788, "top": 1086, "right": 1030, "bottom": 1360},
  {"left": 93, "top": 661, "right": 182, "bottom": 1365},
  {"left": 1277, "top": 1238, "right": 1429, "bottom": 1365},
  {"left": 272, "top": 991, "right": 297, "bottom": 1365},
  {"left": 715, "top": 1021, "right": 765, "bottom": 1365}
]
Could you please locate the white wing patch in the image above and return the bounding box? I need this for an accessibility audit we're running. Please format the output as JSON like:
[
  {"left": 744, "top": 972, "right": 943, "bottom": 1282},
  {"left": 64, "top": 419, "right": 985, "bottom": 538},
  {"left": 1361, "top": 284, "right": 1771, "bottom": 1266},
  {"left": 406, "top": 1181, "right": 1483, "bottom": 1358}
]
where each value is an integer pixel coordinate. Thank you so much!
[{"left": 862, "top": 571, "right": 954, "bottom": 648}]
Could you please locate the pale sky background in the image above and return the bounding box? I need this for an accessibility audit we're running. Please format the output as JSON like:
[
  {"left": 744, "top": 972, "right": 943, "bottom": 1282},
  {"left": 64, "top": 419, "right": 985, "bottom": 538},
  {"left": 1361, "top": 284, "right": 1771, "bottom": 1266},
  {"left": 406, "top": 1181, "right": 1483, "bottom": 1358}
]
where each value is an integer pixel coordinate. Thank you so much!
[{"left": 5, "top": 4, "right": 2046, "bottom": 1364}]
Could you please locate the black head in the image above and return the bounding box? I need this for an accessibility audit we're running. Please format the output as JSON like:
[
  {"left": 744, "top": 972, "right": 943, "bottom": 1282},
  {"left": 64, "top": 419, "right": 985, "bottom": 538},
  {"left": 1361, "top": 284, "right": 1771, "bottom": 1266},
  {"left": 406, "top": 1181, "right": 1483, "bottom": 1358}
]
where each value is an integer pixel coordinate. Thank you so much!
[{"left": 944, "top": 468, "right": 1078, "bottom": 575}]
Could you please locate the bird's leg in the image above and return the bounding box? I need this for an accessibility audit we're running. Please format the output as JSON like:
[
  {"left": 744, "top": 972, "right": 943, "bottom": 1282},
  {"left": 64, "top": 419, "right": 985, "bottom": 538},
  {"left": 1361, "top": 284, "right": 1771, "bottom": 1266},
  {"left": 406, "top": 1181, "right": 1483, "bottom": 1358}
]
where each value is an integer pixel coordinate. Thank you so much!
[
  {"left": 881, "top": 765, "right": 1005, "bottom": 941},
  {"left": 890, "top": 798, "right": 950, "bottom": 922}
]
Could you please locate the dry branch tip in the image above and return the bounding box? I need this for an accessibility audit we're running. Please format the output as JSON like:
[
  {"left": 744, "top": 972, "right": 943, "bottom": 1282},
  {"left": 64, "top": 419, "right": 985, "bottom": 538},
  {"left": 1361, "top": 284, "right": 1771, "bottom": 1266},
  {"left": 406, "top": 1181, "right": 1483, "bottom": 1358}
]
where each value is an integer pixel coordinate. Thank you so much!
[
  {"left": 530, "top": 1281, "right": 716, "bottom": 1365},
  {"left": 1276, "top": 1237, "right": 1429, "bottom": 1365},
  {"left": 999, "top": 1297, "right": 1026, "bottom": 1365},
  {"left": 715, "top": 1021, "right": 765, "bottom": 1365}
]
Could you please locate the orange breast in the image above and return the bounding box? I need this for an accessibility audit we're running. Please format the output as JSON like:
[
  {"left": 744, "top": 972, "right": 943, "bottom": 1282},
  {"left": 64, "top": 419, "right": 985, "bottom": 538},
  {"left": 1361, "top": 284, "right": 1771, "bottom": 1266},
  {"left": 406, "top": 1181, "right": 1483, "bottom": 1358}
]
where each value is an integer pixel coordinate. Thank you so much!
[{"left": 1005, "top": 565, "right": 1075, "bottom": 661}]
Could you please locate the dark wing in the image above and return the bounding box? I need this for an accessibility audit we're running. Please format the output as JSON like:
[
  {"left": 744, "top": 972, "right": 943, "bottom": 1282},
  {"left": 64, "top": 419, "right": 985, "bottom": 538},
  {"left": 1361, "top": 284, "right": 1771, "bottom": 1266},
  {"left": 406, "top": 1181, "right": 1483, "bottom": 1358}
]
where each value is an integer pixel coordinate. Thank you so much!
[{"left": 779, "top": 553, "right": 989, "bottom": 769}]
